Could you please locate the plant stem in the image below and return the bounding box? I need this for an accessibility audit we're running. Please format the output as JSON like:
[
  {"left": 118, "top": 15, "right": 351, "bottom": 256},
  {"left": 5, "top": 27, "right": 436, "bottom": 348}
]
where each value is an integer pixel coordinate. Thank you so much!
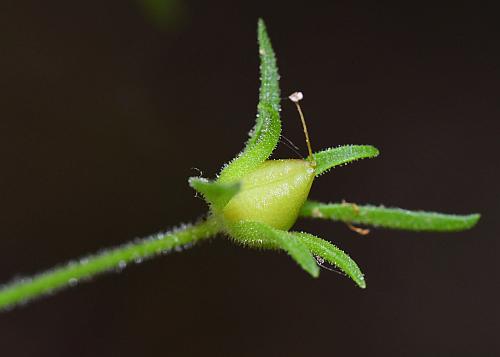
[{"left": 0, "top": 217, "right": 220, "bottom": 311}]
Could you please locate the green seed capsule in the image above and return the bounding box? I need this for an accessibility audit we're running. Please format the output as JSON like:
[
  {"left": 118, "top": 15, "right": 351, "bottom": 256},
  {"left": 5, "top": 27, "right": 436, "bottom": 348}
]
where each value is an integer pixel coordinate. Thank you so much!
[{"left": 222, "top": 159, "right": 315, "bottom": 230}]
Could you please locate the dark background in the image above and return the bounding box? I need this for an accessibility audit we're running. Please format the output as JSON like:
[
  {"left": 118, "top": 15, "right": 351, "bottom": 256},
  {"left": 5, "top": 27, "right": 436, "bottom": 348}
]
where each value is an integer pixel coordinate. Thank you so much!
[{"left": 1, "top": 1, "right": 498, "bottom": 356}]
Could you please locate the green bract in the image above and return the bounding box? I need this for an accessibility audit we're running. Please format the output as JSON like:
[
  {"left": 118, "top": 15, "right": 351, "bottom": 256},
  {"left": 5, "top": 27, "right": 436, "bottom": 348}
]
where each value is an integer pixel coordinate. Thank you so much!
[{"left": 0, "top": 19, "right": 480, "bottom": 311}]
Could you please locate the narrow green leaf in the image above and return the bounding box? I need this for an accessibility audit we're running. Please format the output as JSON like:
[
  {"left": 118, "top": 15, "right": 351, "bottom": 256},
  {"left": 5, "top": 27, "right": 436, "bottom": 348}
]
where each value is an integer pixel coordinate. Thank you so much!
[
  {"left": 217, "top": 19, "right": 281, "bottom": 184},
  {"left": 189, "top": 177, "right": 240, "bottom": 210},
  {"left": 292, "top": 232, "right": 366, "bottom": 288},
  {"left": 300, "top": 200, "right": 481, "bottom": 232},
  {"left": 252, "top": 19, "right": 281, "bottom": 141},
  {"left": 0, "top": 218, "right": 220, "bottom": 311},
  {"left": 312, "top": 145, "right": 379, "bottom": 176},
  {"left": 229, "top": 221, "right": 319, "bottom": 277}
]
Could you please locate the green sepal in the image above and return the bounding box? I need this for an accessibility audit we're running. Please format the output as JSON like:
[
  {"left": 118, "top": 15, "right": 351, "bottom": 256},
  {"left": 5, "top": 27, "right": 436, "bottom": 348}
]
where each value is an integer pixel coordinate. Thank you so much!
[
  {"left": 300, "top": 200, "right": 481, "bottom": 232},
  {"left": 312, "top": 145, "right": 379, "bottom": 176},
  {"left": 228, "top": 221, "right": 320, "bottom": 278},
  {"left": 292, "top": 231, "right": 366, "bottom": 288},
  {"left": 189, "top": 177, "right": 240, "bottom": 211},
  {"left": 217, "top": 19, "right": 281, "bottom": 184}
]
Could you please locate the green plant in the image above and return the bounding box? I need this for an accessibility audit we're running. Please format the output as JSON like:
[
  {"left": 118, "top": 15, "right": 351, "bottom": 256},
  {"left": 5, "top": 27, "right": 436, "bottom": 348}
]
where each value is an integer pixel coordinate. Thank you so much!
[{"left": 0, "top": 19, "right": 480, "bottom": 310}]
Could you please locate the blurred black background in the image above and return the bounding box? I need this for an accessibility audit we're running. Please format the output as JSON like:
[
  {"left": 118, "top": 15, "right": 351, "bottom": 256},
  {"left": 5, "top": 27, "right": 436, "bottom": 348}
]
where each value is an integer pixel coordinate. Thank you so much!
[{"left": 1, "top": 1, "right": 499, "bottom": 356}]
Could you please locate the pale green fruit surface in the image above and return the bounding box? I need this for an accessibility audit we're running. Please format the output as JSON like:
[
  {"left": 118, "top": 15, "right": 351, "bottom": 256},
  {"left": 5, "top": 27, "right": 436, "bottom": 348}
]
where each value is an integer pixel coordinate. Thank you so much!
[{"left": 222, "top": 159, "right": 315, "bottom": 230}]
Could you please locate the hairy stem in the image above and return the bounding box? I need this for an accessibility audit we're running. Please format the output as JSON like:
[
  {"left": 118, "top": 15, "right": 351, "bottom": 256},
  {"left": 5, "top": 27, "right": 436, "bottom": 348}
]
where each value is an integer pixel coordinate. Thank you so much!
[{"left": 0, "top": 217, "right": 220, "bottom": 310}]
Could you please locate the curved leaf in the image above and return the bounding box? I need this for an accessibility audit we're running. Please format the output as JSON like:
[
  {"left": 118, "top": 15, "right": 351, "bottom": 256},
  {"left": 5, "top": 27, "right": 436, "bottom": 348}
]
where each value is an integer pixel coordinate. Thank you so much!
[
  {"left": 292, "top": 231, "right": 366, "bottom": 288},
  {"left": 229, "top": 221, "right": 319, "bottom": 277},
  {"left": 217, "top": 19, "right": 281, "bottom": 184}
]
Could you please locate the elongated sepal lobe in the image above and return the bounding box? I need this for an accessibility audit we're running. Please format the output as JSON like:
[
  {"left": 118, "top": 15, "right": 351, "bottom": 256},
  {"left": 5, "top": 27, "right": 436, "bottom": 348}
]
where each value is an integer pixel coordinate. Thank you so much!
[
  {"left": 313, "top": 145, "right": 379, "bottom": 176},
  {"left": 217, "top": 20, "right": 281, "bottom": 184},
  {"left": 291, "top": 232, "right": 366, "bottom": 288},
  {"left": 228, "top": 220, "right": 319, "bottom": 277},
  {"left": 300, "top": 200, "right": 481, "bottom": 232},
  {"left": 189, "top": 177, "right": 240, "bottom": 211}
]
